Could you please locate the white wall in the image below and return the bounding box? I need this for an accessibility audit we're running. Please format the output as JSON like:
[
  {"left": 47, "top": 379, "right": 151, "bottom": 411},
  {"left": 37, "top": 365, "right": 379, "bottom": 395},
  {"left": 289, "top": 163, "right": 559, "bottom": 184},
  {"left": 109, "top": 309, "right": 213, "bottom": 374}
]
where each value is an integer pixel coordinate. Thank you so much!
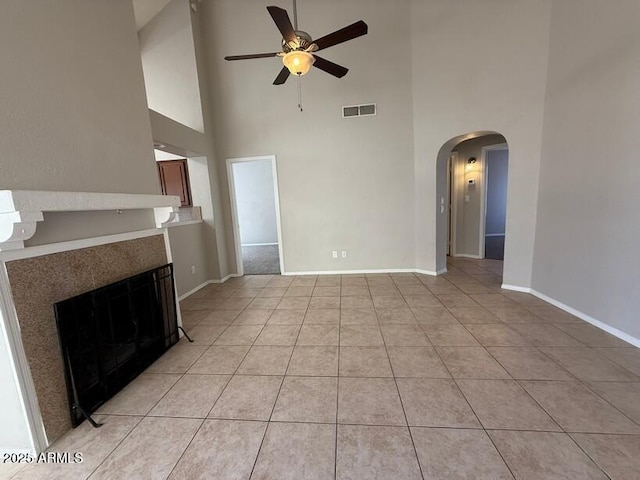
[
  {"left": 533, "top": 0, "right": 640, "bottom": 341},
  {"left": 188, "top": 156, "right": 221, "bottom": 280},
  {"left": 232, "top": 160, "right": 278, "bottom": 246},
  {"left": 0, "top": 0, "right": 165, "bottom": 453},
  {"left": 138, "top": 0, "right": 204, "bottom": 133},
  {"left": 199, "top": 0, "right": 416, "bottom": 273},
  {"left": 411, "top": 0, "right": 551, "bottom": 283},
  {"left": 167, "top": 222, "right": 209, "bottom": 296},
  {"left": 148, "top": 112, "right": 224, "bottom": 280},
  {"left": 0, "top": 0, "right": 158, "bottom": 194},
  {"left": 0, "top": 311, "right": 32, "bottom": 453}
]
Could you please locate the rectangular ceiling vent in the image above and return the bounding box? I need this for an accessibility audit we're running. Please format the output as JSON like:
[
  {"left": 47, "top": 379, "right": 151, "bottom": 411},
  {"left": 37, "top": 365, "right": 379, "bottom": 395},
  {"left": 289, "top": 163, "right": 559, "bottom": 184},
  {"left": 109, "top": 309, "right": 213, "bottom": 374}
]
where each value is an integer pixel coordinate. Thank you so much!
[{"left": 342, "top": 103, "right": 377, "bottom": 118}]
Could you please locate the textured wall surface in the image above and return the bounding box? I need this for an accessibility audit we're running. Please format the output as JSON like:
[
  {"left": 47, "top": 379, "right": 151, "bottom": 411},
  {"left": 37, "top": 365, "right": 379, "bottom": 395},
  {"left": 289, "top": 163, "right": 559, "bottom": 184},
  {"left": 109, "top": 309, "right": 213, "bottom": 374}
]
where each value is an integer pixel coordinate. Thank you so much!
[{"left": 5, "top": 235, "right": 167, "bottom": 442}]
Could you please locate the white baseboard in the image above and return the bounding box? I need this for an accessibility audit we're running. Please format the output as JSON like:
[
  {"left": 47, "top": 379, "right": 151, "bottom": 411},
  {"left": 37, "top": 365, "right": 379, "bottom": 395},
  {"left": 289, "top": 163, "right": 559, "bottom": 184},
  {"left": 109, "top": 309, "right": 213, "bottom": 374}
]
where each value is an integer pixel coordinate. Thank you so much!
[
  {"left": 210, "top": 273, "right": 241, "bottom": 284},
  {"left": 283, "top": 268, "right": 415, "bottom": 276},
  {"left": 501, "top": 284, "right": 531, "bottom": 293},
  {"left": 241, "top": 242, "right": 278, "bottom": 247},
  {"left": 283, "top": 268, "right": 446, "bottom": 277},
  {"left": 530, "top": 288, "right": 640, "bottom": 348},
  {"left": 501, "top": 284, "right": 640, "bottom": 348},
  {"left": 452, "top": 254, "right": 483, "bottom": 260},
  {"left": 178, "top": 273, "right": 241, "bottom": 301},
  {"left": 177, "top": 281, "right": 210, "bottom": 301},
  {"left": 415, "top": 268, "right": 447, "bottom": 276}
]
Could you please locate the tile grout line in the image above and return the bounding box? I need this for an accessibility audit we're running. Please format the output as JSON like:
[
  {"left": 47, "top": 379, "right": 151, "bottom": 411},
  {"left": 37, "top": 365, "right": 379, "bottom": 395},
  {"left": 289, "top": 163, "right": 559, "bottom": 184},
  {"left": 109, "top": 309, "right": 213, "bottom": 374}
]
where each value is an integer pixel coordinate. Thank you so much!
[
  {"left": 413, "top": 275, "right": 519, "bottom": 480},
  {"left": 91, "top": 411, "right": 640, "bottom": 435},
  {"left": 83, "top": 415, "right": 147, "bottom": 479},
  {"left": 83, "top": 268, "right": 637, "bottom": 479},
  {"left": 334, "top": 277, "right": 342, "bottom": 480},
  {"left": 247, "top": 274, "right": 314, "bottom": 480},
  {"left": 460, "top": 322, "right": 616, "bottom": 479},
  {"left": 165, "top": 282, "right": 271, "bottom": 479},
  {"left": 439, "top": 264, "right": 526, "bottom": 479},
  {"left": 378, "top": 275, "right": 426, "bottom": 480}
]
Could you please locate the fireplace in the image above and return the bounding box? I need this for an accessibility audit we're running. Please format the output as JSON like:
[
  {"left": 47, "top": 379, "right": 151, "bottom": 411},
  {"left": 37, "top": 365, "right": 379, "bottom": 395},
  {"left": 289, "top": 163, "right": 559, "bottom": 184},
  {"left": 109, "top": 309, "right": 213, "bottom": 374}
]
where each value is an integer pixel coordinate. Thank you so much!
[
  {"left": 0, "top": 190, "right": 183, "bottom": 453},
  {"left": 54, "top": 264, "right": 179, "bottom": 427}
]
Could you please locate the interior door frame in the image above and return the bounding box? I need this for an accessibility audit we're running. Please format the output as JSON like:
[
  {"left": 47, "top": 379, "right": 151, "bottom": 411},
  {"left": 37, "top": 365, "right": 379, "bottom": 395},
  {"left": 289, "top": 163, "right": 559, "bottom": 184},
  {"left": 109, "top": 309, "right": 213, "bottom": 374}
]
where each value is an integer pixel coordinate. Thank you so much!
[
  {"left": 480, "top": 143, "right": 509, "bottom": 258},
  {"left": 226, "top": 155, "right": 285, "bottom": 276},
  {"left": 447, "top": 152, "right": 459, "bottom": 257}
]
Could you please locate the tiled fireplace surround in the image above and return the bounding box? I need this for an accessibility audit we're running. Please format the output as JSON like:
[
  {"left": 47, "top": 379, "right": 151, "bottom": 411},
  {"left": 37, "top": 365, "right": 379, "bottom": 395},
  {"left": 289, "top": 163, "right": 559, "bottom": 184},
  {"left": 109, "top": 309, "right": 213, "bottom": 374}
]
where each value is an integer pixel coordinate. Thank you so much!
[{"left": 0, "top": 190, "right": 181, "bottom": 451}]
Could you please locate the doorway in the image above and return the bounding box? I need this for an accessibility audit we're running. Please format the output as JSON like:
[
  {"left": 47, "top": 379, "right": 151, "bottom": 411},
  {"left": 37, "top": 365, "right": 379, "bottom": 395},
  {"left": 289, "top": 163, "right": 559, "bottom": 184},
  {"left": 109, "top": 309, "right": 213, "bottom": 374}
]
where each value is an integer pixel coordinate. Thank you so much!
[
  {"left": 434, "top": 131, "right": 510, "bottom": 279},
  {"left": 482, "top": 144, "right": 509, "bottom": 260},
  {"left": 227, "top": 156, "right": 284, "bottom": 275}
]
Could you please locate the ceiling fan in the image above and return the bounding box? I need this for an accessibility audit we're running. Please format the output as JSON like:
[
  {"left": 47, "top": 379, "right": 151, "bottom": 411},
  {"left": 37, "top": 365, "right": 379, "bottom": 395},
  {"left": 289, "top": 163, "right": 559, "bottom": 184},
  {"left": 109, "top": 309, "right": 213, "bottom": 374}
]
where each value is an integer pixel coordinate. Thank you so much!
[{"left": 224, "top": 1, "right": 368, "bottom": 85}]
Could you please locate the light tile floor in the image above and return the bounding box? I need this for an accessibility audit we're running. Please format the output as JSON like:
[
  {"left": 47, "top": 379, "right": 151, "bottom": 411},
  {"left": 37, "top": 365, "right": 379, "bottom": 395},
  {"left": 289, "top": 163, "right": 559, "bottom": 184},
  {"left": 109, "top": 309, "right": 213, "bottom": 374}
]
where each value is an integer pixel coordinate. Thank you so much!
[{"left": 4, "top": 258, "right": 640, "bottom": 479}]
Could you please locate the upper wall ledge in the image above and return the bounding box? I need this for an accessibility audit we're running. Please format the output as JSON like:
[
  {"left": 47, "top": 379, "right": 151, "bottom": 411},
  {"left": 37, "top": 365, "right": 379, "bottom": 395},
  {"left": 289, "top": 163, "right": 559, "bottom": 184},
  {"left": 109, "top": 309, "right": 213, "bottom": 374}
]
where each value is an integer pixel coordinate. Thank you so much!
[{"left": 0, "top": 190, "right": 181, "bottom": 251}]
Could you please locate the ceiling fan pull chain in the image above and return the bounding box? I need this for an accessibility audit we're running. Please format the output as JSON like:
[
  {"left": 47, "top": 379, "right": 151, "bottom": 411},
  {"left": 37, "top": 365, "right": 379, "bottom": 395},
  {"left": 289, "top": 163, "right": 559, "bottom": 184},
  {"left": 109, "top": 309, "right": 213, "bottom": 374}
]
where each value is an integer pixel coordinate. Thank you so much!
[{"left": 297, "top": 75, "right": 303, "bottom": 112}]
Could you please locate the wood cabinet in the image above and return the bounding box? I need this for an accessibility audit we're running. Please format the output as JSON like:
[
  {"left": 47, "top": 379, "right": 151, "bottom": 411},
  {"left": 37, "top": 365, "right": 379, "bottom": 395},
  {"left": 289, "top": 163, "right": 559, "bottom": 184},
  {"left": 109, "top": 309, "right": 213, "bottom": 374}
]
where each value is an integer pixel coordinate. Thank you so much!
[{"left": 157, "top": 159, "right": 192, "bottom": 207}]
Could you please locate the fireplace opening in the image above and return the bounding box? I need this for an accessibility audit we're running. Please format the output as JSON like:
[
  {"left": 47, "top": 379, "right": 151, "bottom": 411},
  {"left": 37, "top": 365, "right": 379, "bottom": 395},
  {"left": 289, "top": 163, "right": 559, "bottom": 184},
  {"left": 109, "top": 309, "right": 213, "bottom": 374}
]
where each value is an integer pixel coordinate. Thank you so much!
[{"left": 54, "top": 263, "right": 179, "bottom": 427}]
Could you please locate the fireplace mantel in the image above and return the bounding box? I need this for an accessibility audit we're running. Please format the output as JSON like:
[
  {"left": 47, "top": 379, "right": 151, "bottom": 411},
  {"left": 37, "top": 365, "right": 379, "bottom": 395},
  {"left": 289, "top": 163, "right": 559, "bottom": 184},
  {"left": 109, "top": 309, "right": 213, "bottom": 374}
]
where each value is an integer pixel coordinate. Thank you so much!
[{"left": 0, "top": 190, "right": 181, "bottom": 251}]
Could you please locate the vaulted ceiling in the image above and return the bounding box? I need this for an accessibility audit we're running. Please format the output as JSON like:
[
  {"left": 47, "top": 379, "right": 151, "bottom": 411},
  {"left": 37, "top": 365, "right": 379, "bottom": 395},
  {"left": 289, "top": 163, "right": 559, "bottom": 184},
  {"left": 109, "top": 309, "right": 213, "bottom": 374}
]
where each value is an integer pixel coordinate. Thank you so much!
[{"left": 132, "top": 0, "right": 173, "bottom": 30}]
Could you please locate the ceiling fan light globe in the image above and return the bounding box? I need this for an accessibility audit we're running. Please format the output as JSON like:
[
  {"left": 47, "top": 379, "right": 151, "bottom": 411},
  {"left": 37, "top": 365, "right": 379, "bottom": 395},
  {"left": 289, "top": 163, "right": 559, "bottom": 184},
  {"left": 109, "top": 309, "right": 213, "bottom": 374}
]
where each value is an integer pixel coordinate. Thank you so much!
[{"left": 283, "top": 51, "right": 315, "bottom": 76}]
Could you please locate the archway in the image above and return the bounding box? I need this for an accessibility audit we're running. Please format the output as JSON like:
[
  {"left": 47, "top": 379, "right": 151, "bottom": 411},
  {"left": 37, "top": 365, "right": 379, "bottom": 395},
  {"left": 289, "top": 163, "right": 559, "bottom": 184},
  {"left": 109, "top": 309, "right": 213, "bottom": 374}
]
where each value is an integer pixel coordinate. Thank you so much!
[{"left": 435, "top": 131, "right": 509, "bottom": 281}]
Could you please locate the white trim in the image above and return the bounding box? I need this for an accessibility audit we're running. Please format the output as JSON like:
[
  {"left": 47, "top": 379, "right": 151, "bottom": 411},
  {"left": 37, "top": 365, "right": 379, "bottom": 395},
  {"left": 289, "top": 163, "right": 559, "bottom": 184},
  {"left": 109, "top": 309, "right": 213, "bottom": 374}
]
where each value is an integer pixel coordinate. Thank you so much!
[
  {"left": 484, "top": 233, "right": 505, "bottom": 237},
  {"left": 176, "top": 274, "right": 242, "bottom": 301},
  {"left": 529, "top": 289, "right": 640, "bottom": 348},
  {"left": 164, "top": 219, "right": 203, "bottom": 228},
  {"left": 448, "top": 152, "right": 458, "bottom": 257},
  {"left": 501, "top": 284, "right": 640, "bottom": 348},
  {"left": 177, "top": 280, "right": 210, "bottom": 301},
  {"left": 0, "top": 190, "right": 180, "bottom": 251},
  {"left": 452, "top": 253, "right": 483, "bottom": 260},
  {"left": 0, "top": 228, "right": 163, "bottom": 262},
  {"left": 210, "top": 273, "right": 241, "bottom": 284},
  {"left": 501, "top": 284, "right": 531, "bottom": 293},
  {"left": 283, "top": 268, "right": 446, "bottom": 276},
  {"left": 226, "top": 155, "right": 284, "bottom": 277},
  {"left": 416, "top": 268, "right": 447, "bottom": 276},
  {"left": 241, "top": 242, "right": 278, "bottom": 247},
  {"left": 0, "top": 263, "right": 48, "bottom": 454}
]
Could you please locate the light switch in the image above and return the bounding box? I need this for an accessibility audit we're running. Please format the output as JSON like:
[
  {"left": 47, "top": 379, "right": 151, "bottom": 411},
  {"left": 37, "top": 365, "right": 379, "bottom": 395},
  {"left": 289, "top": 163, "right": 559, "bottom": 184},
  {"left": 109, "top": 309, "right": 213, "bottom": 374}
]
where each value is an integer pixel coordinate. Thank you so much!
[{"left": 464, "top": 195, "right": 470, "bottom": 203}]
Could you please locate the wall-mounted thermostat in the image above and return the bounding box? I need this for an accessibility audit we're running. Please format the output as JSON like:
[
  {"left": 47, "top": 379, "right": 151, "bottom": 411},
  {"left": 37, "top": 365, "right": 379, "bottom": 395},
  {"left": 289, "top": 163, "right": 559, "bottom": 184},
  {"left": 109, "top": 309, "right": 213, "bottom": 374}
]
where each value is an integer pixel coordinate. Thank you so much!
[{"left": 468, "top": 179, "right": 476, "bottom": 185}]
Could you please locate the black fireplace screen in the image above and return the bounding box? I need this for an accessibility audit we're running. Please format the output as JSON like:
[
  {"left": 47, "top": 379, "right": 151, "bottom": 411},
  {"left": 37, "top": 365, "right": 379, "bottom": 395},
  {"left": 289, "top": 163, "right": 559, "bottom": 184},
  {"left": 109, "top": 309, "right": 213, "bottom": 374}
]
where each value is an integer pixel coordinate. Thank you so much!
[{"left": 54, "top": 263, "right": 179, "bottom": 427}]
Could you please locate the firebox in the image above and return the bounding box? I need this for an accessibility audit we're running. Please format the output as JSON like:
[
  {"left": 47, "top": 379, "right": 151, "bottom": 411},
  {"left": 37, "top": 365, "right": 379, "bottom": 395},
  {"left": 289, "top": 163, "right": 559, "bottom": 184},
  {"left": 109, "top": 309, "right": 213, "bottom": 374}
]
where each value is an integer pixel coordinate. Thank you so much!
[{"left": 54, "top": 263, "right": 179, "bottom": 427}]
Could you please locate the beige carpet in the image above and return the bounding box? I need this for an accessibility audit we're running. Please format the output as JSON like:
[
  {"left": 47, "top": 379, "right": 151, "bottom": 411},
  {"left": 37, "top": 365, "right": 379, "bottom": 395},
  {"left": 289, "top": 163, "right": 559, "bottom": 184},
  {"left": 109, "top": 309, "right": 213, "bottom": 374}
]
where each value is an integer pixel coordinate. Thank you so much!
[{"left": 242, "top": 245, "right": 280, "bottom": 274}]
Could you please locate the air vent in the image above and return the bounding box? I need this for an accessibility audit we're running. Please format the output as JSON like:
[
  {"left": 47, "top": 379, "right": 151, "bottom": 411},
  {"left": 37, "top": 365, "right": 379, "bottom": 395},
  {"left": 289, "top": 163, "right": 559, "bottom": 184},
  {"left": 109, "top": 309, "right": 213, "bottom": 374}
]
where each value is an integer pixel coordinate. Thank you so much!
[{"left": 342, "top": 103, "right": 377, "bottom": 118}]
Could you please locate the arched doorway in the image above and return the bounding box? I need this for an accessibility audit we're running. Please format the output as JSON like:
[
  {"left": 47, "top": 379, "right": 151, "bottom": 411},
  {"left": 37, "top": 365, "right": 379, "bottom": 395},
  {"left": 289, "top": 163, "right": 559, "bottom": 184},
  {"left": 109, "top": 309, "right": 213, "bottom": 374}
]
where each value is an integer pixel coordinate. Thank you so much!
[{"left": 435, "top": 131, "right": 509, "bottom": 282}]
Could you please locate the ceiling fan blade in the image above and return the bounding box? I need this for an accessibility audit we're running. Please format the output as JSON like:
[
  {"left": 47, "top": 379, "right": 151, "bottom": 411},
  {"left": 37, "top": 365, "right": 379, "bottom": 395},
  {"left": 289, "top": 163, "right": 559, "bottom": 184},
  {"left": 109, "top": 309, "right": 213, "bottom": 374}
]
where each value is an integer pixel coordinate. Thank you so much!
[
  {"left": 224, "top": 52, "right": 280, "bottom": 61},
  {"left": 273, "top": 66, "right": 291, "bottom": 85},
  {"left": 267, "top": 6, "right": 297, "bottom": 45},
  {"left": 313, "top": 20, "right": 368, "bottom": 51},
  {"left": 312, "top": 55, "right": 348, "bottom": 78}
]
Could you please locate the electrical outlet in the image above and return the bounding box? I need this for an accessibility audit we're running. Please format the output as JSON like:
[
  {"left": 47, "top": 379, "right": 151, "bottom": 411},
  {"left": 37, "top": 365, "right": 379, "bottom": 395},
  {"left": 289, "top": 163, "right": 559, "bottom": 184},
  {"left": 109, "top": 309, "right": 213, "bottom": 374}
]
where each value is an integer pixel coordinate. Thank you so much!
[
  {"left": 341, "top": 250, "right": 347, "bottom": 258},
  {"left": 332, "top": 251, "right": 338, "bottom": 259},
  {"left": 191, "top": 265, "right": 196, "bottom": 274}
]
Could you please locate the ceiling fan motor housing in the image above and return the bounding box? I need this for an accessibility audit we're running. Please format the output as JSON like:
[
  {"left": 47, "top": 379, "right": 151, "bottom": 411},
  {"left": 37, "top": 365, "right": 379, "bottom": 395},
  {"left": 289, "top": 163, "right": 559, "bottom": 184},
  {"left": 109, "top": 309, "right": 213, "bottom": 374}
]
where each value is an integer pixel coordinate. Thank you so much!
[{"left": 283, "top": 30, "right": 314, "bottom": 52}]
